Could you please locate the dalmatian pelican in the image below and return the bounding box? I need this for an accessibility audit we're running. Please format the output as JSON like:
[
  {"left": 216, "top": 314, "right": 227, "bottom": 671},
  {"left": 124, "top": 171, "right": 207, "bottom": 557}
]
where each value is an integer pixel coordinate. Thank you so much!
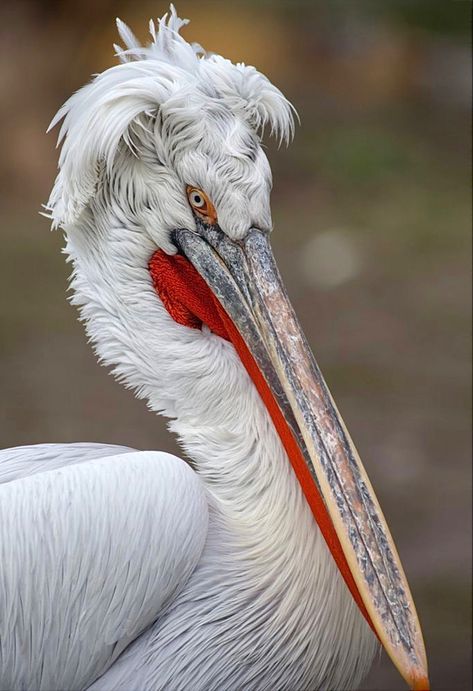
[{"left": 0, "top": 7, "right": 429, "bottom": 691}]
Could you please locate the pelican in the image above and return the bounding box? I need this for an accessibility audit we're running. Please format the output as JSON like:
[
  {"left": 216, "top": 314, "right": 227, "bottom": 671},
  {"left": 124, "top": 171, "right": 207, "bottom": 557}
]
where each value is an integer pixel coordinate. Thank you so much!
[{"left": 0, "top": 7, "right": 429, "bottom": 691}]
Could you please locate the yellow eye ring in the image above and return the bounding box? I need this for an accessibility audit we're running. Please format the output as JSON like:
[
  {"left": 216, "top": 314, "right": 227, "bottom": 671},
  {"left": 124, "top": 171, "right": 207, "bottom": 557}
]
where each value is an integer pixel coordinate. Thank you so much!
[{"left": 186, "top": 185, "right": 217, "bottom": 225}]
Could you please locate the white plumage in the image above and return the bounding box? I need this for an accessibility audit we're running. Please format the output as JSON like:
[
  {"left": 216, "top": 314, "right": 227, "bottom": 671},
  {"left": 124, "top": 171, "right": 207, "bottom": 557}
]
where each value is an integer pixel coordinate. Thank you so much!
[
  {"left": 1, "top": 6, "right": 429, "bottom": 691},
  {"left": 0, "top": 447, "right": 208, "bottom": 690}
]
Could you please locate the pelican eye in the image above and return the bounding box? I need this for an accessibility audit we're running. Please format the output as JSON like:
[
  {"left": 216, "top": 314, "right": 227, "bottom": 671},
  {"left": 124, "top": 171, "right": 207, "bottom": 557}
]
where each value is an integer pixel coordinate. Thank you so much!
[
  {"left": 186, "top": 185, "right": 217, "bottom": 225},
  {"left": 190, "top": 191, "right": 204, "bottom": 207}
]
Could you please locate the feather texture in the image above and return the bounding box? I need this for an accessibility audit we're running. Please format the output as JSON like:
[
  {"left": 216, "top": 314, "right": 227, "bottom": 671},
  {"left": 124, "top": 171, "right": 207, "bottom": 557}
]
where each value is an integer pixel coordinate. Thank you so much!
[
  {"left": 0, "top": 450, "right": 208, "bottom": 690},
  {"left": 0, "top": 442, "right": 134, "bottom": 484},
  {"left": 45, "top": 4, "right": 294, "bottom": 229}
]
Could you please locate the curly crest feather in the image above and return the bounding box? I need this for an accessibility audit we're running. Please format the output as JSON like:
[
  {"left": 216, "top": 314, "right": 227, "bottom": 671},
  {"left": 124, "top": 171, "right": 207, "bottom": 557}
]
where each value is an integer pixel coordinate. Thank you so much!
[{"left": 45, "top": 4, "right": 295, "bottom": 229}]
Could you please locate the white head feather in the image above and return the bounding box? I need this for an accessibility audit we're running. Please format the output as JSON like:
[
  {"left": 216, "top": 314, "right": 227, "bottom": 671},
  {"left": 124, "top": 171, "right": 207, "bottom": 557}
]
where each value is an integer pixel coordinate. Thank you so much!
[{"left": 46, "top": 4, "right": 294, "bottom": 242}]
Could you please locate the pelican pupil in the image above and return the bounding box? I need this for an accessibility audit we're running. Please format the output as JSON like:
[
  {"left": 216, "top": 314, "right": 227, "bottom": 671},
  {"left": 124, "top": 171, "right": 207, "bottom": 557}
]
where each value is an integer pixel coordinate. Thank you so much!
[{"left": 192, "top": 193, "right": 203, "bottom": 206}]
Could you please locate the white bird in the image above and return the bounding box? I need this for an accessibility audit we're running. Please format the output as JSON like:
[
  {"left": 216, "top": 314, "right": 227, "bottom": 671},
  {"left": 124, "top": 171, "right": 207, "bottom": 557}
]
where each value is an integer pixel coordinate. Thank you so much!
[{"left": 0, "top": 7, "right": 429, "bottom": 691}]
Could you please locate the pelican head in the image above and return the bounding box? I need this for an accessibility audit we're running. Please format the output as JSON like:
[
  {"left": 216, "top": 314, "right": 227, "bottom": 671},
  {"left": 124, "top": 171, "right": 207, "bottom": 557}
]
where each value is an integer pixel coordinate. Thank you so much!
[{"left": 46, "top": 6, "right": 428, "bottom": 689}]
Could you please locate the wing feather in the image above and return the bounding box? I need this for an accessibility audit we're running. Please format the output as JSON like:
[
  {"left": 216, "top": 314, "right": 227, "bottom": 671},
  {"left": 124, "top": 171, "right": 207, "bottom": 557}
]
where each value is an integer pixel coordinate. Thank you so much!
[
  {"left": 0, "top": 442, "right": 135, "bottom": 484},
  {"left": 0, "top": 450, "right": 208, "bottom": 691}
]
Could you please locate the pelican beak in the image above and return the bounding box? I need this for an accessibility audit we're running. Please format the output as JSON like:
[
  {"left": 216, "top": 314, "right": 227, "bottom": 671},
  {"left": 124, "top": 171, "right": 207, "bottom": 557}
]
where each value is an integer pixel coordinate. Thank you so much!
[{"left": 173, "top": 224, "right": 429, "bottom": 691}]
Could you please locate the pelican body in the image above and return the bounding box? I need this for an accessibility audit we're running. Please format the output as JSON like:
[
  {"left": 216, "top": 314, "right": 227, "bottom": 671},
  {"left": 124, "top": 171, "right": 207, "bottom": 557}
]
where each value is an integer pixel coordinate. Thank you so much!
[{"left": 0, "top": 7, "right": 429, "bottom": 691}]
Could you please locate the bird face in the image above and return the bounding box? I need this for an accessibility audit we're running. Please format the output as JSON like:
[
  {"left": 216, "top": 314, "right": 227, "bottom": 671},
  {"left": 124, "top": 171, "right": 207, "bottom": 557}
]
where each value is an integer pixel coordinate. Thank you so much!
[
  {"left": 47, "top": 7, "right": 429, "bottom": 690},
  {"left": 168, "top": 111, "right": 274, "bottom": 240}
]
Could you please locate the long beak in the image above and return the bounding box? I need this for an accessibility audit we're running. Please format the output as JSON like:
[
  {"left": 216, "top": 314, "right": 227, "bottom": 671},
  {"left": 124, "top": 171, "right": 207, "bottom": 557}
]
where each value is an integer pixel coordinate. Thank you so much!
[{"left": 173, "top": 224, "right": 429, "bottom": 691}]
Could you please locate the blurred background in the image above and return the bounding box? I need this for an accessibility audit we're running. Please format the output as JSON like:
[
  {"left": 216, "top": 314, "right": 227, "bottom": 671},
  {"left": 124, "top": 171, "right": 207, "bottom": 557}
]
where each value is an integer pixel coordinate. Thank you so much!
[{"left": 0, "top": 1, "right": 470, "bottom": 689}]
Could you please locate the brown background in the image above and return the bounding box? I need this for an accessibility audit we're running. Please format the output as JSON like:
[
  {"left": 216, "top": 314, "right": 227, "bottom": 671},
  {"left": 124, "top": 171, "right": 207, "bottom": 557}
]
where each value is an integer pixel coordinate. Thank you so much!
[{"left": 0, "top": 1, "right": 471, "bottom": 689}]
